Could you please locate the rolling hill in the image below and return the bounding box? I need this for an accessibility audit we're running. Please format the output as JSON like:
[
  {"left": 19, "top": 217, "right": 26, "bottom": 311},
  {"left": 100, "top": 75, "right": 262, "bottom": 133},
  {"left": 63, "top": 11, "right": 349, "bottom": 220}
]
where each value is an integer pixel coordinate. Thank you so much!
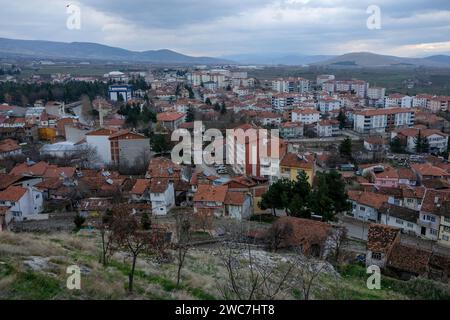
[
  {"left": 314, "top": 52, "right": 450, "bottom": 68},
  {"left": 0, "top": 38, "right": 231, "bottom": 64}
]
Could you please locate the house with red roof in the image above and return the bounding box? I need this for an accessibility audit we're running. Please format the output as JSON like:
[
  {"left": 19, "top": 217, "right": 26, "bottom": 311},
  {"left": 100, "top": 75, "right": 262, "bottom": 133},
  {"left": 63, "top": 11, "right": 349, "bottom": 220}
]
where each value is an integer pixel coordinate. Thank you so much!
[
  {"left": 224, "top": 191, "right": 253, "bottom": 220},
  {"left": 0, "top": 139, "right": 22, "bottom": 159},
  {"left": 193, "top": 184, "right": 228, "bottom": 217},
  {"left": 0, "top": 185, "right": 43, "bottom": 221},
  {"left": 157, "top": 112, "right": 186, "bottom": 130},
  {"left": 348, "top": 190, "right": 389, "bottom": 222}
]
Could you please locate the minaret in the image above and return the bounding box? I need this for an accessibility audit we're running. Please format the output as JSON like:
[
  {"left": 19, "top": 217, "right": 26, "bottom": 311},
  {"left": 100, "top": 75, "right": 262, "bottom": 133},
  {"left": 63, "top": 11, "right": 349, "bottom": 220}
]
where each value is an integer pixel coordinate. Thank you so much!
[{"left": 99, "top": 102, "right": 104, "bottom": 128}]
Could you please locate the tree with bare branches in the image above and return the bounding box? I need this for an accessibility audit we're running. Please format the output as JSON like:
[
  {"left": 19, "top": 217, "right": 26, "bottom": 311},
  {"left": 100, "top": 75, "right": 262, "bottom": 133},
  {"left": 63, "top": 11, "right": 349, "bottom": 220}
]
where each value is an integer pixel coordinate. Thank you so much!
[
  {"left": 289, "top": 253, "right": 327, "bottom": 300},
  {"left": 174, "top": 210, "right": 192, "bottom": 288},
  {"left": 110, "top": 204, "right": 165, "bottom": 293},
  {"left": 327, "top": 227, "right": 348, "bottom": 265}
]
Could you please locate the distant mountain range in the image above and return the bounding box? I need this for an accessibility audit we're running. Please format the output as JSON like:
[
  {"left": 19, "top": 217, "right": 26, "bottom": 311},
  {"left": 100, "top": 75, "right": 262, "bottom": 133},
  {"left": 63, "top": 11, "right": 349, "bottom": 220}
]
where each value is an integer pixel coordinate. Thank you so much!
[
  {"left": 0, "top": 38, "right": 231, "bottom": 64},
  {"left": 1, "top": 38, "right": 450, "bottom": 68},
  {"left": 220, "top": 53, "right": 336, "bottom": 65},
  {"left": 312, "top": 52, "right": 450, "bottom": 68}
]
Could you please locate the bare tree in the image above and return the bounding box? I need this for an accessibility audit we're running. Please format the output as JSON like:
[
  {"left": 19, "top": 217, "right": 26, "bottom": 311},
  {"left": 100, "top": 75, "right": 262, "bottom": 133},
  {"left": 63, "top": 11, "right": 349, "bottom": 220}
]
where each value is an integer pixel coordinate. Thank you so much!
[
  {"left": 94, "top": 209, "right": 116, "bottom": 267},
  {"left": 289, "top": 253, "right": 327, "bottom": 300},
  {"left": 216, "top": 223, "right": 293, "bottom": 300},
  {"left": 192, "top": 210, "right": 214, "bottom": 233},
  {"left": 327, "top": 227, "right": 348, "bottom": 265},
  {"left": 174, "top": 210, "right": 192, "bottom": 288},
  {"left": 110, "top": 204, "right": 165, "bottom": 293},
  {"left": 266, "top": 221, "right": 294, "bottom": 252}
]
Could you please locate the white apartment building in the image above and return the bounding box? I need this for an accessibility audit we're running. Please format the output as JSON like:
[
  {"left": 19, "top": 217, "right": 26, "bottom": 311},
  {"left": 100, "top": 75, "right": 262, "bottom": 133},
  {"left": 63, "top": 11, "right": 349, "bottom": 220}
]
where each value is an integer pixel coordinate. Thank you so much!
[
  {"left": 391, "top": 128, "right": 449, "bottom": 153},
  {"left": 271, "top": 93, "right": 305, "bottom": 110},
  {"left": 353, "top": 108, "right": 415, "bottom": 134},
  {"left": 322, "top": 80, "right": 368, "bottom": 98},
  {"left": 385, "top": 94, "right": 413, "bottom": 108},
  {"left": 318, "top": 98, "right": 341, "bottom": 113},
  {"left": 367, "top": 87, "right": 386, "bottom": 100},
  {"left": 272, "top": 77, "right": 310, "bottom": 93},
  {"left": 316, "top": 74, "right": 335, "bottom": 85},
  {"left": 291, "top": 109, "right": 320, "bottom": 124}
]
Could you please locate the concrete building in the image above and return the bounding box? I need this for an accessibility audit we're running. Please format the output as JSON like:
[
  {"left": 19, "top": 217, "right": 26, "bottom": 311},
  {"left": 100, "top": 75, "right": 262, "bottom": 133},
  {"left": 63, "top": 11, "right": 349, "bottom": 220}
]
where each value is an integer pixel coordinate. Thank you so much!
[{"left": 353, "top": 108, "right": 415, "bottom": 134}]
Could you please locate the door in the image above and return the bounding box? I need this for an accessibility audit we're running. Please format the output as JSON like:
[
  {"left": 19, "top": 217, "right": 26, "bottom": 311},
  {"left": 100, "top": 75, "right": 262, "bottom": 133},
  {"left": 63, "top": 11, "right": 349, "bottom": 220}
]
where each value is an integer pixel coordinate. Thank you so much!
[{"left": 421, "top": 227, "right": 426, "bottom": 236}]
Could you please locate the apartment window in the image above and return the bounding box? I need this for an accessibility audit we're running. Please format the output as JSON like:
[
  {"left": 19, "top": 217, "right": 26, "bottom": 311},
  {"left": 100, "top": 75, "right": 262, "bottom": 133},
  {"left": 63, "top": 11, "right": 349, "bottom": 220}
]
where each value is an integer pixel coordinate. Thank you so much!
[
  {"left": 360, "top": 206, "right": 366, "bottom": 211},
  {"left": 445, "top": 217, "right": 450, "bottom": 224},
  {"left": 407, "top": 223, "right": 414, "bottom": 229},
  {"left": 372, "top": 252, "right": 382, "bottom": 260},
  {"left": 396, "top": 219, "right": 404, "bottom": 225},
  {"left": 444, "top": 226, "right": 450, "bottom": 233},
  {"left": 443, "top": 235, "right": 450, "bottom": 242},
  {"left": 430, "top": 229, "right": 438, "bottom": 236}
]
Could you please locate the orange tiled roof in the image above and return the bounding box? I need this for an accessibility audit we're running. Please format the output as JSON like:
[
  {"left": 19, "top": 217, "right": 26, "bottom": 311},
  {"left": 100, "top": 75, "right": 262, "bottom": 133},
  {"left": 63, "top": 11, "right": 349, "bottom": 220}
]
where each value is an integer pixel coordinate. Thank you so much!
[
  {"left": 280, "top": 153, "right": 314, "bottom": 169},
  {"left": 194, "top": 184, "right": 228, "bottom": 203},
  {"left": 130, "top": 179, "right": 150, "bottom": 195},
  {"left": 0, "top": 185, "right": 27, "bottom": 202},
  {"left": 348, "top": 190, "right": 388, "bottom": 210},
  {"left": 157, "top": 112, "right": 185, "bottom": 122}
]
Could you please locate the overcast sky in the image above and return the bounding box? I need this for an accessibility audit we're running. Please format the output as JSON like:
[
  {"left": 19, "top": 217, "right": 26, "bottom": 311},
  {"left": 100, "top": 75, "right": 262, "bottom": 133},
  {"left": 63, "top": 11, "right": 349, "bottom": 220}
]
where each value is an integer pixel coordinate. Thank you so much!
[{"left": 0, "top": 0, "right": 449, "bottom": 57}]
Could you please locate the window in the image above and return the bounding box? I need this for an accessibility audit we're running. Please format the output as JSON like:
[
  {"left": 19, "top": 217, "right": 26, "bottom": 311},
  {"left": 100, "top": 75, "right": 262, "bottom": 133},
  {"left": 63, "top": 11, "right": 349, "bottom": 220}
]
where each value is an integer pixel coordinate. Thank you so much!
[
  {"left": 396, "top": 219, "right": 404, "bottom": 225},
  {"left": 443, "top": 235, "right": 450, "bottom": 242},
  {"left": 372, "top": 252, "right": 382, "bottom": 260},
  {"left": 430, "top": 229, "right": 438, "bottom": 236},
  {"left": 360, "top": 206, "right": 366, "bottom": 211},
  {"left": 407, "top": 223, "right": 414, "bottom": 228}
]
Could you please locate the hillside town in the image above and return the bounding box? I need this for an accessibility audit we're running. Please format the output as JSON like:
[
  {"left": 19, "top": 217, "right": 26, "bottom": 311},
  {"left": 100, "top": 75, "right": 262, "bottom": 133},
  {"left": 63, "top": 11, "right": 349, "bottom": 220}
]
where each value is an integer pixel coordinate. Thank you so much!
[{"left": 1, "top": 62, "right": 450, "bottom": 299}]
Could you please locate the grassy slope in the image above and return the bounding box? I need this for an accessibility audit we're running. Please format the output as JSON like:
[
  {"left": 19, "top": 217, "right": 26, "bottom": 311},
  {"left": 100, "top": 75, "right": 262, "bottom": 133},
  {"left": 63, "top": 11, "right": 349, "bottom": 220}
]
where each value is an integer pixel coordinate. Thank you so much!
[{"left": 0, "top": 232, "right": 448, "bottom": 300}]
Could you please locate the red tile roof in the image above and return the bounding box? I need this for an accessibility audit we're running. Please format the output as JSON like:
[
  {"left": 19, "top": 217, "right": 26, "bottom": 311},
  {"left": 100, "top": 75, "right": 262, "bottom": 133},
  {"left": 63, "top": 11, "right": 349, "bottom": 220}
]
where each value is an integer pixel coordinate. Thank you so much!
[
  {"left": 224, "top": 191, "right": 247, "bottom": 205},
  {"left": 157, "top": 112, "right": 185, "bottom": 122},
  {"left": 348, "top": 191, "right": 388, "bottom": 210},
  {"left": 280, "top": 153, "right": 314, "bottom": 169},
  {"left": 0, "top": 186, "right": 27, "bottom": 202},
  {"left": 130, "top": 179, "right": 150, "bottom": 195},
  {"left": 194, "top": 185, "right": 228, "bottom": 203},
  {"left": 367, "top": 224, "right": 400, "bottom": 253}
]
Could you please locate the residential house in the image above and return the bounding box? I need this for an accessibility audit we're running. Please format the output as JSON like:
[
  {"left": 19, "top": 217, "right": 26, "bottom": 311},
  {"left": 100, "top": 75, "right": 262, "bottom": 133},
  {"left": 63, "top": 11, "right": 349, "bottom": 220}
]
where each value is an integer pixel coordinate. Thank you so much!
[
  {"left": 0, "top": 185, "right": 43, "bottom": 221},
  {"left": 379, "top": 203, "right": 420, "bottom": 236},
  {"left": 224, "top": 191, "right": 253, "bottom": 220},
  {"left": 411, "top": 163, "right": 450, "bottom": 183},
  {"left": 391, "top": 128, "right": 448, "bottom": 154},
  {"left": 130, "top": 179, "right": 151, "bottom": 203},
  {"left": 157, "top": 112, "right": 186, "bottom": 130},
  {"left": 0, "top": 139, "right": 22, "bottom": 159},
  {"left": 280, "top": 122, "right": 303, "bottom": 139},
  {"left": 149, "top": 178, "right": 175, "bottom": 216},
  {"left": 419, "top": 189, "right": 446, "bottom": 240},
  {"left": 280, "top": 153, "right": 315, "bottom": 185},
  {"left": 316, "top": 120, "right": 340, "bottom": 137},
  {"left": 348, "top": 191, "right": 389, "bottom": 222},
  {"left": 366, "top": 224, "right": 400, "bottom": 268},
  {"left": 193, "top": 184, "right": 228, "bottom": 217}
]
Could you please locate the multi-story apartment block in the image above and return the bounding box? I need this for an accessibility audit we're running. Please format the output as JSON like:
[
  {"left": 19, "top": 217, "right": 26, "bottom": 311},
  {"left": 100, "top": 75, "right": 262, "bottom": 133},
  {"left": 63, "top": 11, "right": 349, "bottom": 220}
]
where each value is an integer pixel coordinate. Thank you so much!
[
  {"left": 367, "top": 87, "right": 386, "bottom": 100},
  {"left": 272, "top": 77, "right": 310, "bottom": 93},
  {"left": 353, "top": 108, "right": 415, "bottom": 134},
  {"left": 322, "top": 80, "right": 368, "bottom": 98},
  {"left": 318, "top": 98, "right": 341, "bottom": 113},
  {"left": 291, "top": 109, "right": 320, "bottom": 124}
]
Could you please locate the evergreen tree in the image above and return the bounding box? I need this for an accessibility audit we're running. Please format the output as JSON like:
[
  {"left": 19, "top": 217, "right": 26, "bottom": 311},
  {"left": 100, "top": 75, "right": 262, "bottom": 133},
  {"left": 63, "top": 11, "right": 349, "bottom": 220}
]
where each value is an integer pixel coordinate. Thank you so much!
[
  {"left": 337, "top": 110, "right": 347, "bottom": 129},
  {"left": 339, "top": 138, "right": 353, "bottom": 159},
  {"left": 390, "top": 136, "right": 404, "bottom": 153}
]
